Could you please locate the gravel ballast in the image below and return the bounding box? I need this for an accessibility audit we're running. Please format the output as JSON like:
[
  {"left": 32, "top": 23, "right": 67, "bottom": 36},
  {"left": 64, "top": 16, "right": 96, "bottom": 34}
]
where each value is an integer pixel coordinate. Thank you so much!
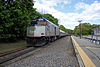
[{"left": 6, "top": 36, "right": 79, "bottom": 67}]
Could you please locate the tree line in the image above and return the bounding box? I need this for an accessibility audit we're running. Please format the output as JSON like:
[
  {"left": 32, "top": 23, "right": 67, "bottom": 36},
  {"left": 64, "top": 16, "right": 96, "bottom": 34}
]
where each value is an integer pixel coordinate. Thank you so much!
[
  {"left": 73, "top": 23, "right": 100, "bottom": 36},
  {"left": 59, "top": 25, "right": 73, "bottom": 34},
  {"left": 0, "top": 0, "right": 70, "bottom": 42},
  {"left": 0, "top": 0, "right": 37, "bottom": 41}
]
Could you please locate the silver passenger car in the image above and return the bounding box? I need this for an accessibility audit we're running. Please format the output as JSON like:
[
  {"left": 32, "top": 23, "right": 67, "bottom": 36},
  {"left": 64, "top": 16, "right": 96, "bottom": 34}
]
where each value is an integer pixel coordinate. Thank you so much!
[{"left": 60, "top": 30, "right": 68, "bottom": 37}]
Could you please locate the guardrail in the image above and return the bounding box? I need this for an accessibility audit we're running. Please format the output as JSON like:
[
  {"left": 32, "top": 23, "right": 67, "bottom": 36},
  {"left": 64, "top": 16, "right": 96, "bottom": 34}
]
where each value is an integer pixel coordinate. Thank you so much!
[{"left": 82, "top": 37, "right": 100, "bottom": 44}]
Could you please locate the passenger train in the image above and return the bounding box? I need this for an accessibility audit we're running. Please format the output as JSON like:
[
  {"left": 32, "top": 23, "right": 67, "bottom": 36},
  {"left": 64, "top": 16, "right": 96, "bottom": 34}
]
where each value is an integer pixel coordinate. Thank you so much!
[{"left": 27, "top": 17, "right": 67, "bottom": 46}]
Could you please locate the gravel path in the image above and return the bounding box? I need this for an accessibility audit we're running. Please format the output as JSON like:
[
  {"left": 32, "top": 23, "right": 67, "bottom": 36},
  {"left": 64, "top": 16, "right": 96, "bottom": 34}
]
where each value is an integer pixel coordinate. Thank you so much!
[{"left": 6, "top": 36, "right": 79, "bottom": 67}]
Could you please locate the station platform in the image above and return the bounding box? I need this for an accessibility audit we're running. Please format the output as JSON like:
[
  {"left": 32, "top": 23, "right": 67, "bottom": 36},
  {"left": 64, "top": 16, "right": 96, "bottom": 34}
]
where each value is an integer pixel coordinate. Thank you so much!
[{"left": 72, "top": 36, "right": 100, "bottom": 67}]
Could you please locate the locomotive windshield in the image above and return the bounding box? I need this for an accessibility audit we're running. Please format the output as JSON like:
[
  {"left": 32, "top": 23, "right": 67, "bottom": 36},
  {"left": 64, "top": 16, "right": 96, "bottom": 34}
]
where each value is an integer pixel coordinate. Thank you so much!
[
  {"left": 31, "top": 19, "right": 37, "bottom": 25},
  {"left": 31, "top": 18, "right": 47, "bottom": 25}
]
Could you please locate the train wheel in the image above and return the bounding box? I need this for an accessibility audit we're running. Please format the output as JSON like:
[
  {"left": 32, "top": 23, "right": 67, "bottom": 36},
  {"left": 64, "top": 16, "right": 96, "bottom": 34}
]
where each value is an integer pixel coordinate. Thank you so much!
[
  {"left": 51, "top": 37, "right": 54, "bottom": 42},
  {"left": 33, "top": 37, "right": 47, "bottom": 47},
  {"left": 41, "top": 37, "right": 47, "bottom": 45},
  {"left": 26, "top": 38, "right": 30, "bottom": 44},
  {"left": 31, "top": 39, "right": 39, "bottom": 47}
]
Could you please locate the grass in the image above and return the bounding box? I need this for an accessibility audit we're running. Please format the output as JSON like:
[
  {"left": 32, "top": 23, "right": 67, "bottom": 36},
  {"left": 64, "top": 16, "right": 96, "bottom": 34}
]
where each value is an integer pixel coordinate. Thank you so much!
[
  {"left": 0, "top": 48, "right": 19, "bottom": 53},
  {"left": 0, "top": 40, "right": 28, "bottom": 53}
]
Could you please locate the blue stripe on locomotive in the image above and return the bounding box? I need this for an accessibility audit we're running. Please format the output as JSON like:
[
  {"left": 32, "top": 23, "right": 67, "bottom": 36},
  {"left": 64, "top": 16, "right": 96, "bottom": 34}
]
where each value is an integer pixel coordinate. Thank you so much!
[{"left": 31, "top": 25, "right": 48, "bottom": 26}]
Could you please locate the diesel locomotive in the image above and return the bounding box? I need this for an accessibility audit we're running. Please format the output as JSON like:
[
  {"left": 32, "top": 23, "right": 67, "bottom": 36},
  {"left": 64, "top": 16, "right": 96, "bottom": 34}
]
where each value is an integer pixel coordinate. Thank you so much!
[{"left": 27, "top": 17, "right": 67, "bottom": 46}]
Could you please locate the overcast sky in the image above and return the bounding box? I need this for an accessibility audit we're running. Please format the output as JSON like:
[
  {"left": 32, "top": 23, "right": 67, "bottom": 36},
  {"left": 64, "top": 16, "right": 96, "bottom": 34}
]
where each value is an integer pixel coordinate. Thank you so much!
[{"left": 34, "top": 0, "right": 100, "bottom": 29}]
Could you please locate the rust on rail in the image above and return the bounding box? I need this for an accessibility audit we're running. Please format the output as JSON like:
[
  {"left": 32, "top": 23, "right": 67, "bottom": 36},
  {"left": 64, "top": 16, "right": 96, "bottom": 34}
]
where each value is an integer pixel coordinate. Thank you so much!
[{"left": 0, "top": 46, "right": 27, "bottom": 56}]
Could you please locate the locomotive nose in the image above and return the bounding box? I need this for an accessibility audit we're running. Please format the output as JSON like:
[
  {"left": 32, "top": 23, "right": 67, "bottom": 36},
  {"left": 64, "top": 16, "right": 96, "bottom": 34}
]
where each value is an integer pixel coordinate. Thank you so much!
[
  {"left": 27, "top": 25, "right": 45, "bottom": 37},
  {"left": 33, "top": 26, "right": 45, "bottom": 37}
]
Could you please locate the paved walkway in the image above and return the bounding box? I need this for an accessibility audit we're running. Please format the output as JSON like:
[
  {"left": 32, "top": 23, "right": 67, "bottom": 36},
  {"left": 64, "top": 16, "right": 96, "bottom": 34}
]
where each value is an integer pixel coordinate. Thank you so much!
[{"left": 72, "top": 36, "right": 100, "bottom": 67}]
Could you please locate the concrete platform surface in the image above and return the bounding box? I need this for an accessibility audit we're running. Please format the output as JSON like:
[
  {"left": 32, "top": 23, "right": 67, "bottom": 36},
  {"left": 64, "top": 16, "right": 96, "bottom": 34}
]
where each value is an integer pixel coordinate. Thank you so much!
[{"left": 72, "top": 36, "right": 100, "bottom": 67}]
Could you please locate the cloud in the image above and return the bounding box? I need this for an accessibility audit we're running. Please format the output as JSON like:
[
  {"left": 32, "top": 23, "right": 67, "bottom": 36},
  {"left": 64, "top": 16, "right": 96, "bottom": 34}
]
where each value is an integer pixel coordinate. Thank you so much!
[
  {"left": 34, "top": 0, "right": 100, "bottom": 29},
  {"left": 75, "top": 1, "right": 100, "bottom": 21},
  {"left": 38, "top": 0, "right": 70, "bottom": 7},
  {"left": 75, "top": 2, "right": 89, "bottom": 10}
]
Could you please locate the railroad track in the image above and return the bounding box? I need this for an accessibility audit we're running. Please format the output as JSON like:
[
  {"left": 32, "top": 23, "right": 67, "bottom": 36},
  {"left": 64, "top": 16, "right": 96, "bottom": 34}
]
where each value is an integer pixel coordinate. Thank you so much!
[
  {"left": 0, "top": 37, "right": 67, "bottom": 66},
  {"left": 0, "top": 46, "right": 35, "bottom": 64},
  {"left": 3, "top": 36, "right": 79, "bottom": 67},
  {"left": 0, "top": 46, "right": 28, "bottom": 57},
  {"left": 0, "top": 43, "right": 52, "bottom": 65}
]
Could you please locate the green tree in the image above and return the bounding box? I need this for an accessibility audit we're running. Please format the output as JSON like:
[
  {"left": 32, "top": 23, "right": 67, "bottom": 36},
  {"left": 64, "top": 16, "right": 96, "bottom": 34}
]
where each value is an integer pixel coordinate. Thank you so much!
[
  {"left": 59, "top": 25, "right": 73, "bottom": 34},
  {"left": 66, "top": 29, "right": 73, "bottom": 34},
  {"left": 0, "top": 0, "right": 36, "bottom": 41},
  {"left": 59, "top": 25, "right": 67, "bottom": 32},
  {"left": 43, "top": 14, "right": 59, "bottom": 26},
  {"left": 74, "top": 23, "right": 92, "bottom": 35}
]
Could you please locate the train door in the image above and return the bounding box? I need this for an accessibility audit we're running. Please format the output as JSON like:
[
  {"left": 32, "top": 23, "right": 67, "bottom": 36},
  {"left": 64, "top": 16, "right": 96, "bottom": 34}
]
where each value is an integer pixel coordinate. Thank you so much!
[{"left": 55, "top": 27, "right": 56, "bottom": 38}]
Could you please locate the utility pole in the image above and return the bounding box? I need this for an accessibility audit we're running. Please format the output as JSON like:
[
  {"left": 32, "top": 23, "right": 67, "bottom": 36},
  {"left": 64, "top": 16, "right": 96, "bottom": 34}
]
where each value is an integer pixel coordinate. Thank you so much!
[
  {"left": 96, "top": 25, "right": 98, "bottom": 44},
  {"left": 91, "top": 29, "right": 94, "bottom": 43},
  {"left": 78, "top": 20, "right": 82, "bottom": 39}
]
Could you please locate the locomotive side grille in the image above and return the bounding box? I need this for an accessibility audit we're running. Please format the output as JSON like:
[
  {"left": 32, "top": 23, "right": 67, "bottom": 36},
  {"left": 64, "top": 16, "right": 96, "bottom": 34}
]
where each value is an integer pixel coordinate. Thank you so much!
[{"left": 27, "top": 26, "right": 35, "bottom": 36}]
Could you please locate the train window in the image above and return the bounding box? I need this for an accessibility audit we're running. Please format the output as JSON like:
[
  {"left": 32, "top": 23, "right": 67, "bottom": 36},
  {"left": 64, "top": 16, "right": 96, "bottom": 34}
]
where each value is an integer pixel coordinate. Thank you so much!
[
  {"left": 31, "top": 18, "right": 47, "bottom": 25},
  {"left": 31, "top": 19, "right": 37, "bottom": 25},
  {"left": 38, "top": 18, "right": 44, "bottom": 21}
]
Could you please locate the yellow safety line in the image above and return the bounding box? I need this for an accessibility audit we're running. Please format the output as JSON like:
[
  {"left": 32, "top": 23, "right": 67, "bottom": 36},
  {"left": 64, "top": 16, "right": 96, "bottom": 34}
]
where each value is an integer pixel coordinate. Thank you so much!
[{"left": 71, "top": 36, "right": 96, "bottom": 67}]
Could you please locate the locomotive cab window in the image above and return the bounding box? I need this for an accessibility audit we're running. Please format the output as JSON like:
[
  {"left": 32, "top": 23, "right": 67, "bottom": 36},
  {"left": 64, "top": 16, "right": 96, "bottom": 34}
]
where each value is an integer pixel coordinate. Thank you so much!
[
  {"left": 31, "top": 18, "right": 47, "bottom": 25},
  {"left": 31, "top": 19, "right": 37, "bottom": 25}
]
